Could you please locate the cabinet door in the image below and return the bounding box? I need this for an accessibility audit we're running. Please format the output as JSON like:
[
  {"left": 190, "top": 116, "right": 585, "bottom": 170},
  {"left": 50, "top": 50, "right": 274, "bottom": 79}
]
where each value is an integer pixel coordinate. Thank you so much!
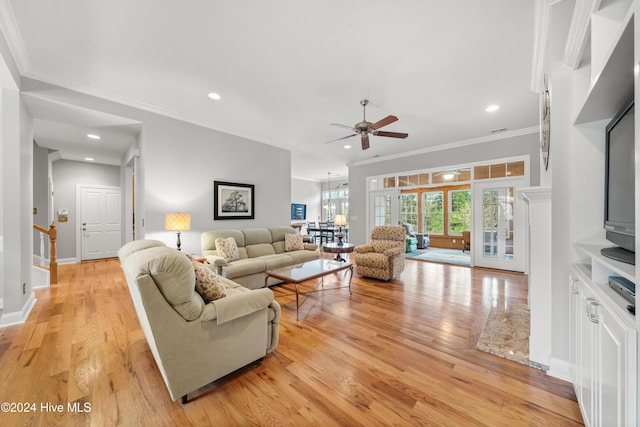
[
  {"left": 569, "top": 277, "right": 581, "bottom": 398},
  {"left": 579, "top": 284, "right": 598, "bottom": 427},
  {"left": 598, "top": 302, "right": 636, "bottom": 427}
]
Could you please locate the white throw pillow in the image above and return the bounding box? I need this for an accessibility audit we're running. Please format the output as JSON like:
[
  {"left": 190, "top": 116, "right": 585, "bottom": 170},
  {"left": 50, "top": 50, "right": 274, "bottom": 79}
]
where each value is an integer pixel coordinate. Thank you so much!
[{"left": 215, "top": 237, "right": 240, "bottom": 262}]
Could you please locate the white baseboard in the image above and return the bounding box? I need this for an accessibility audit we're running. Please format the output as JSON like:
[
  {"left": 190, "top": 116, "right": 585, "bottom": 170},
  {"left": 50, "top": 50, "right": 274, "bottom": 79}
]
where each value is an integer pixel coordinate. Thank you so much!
[
  {"left": 547, "top": 357, "right": 572, "bottom": 382},
  {"left": 58, "top": 257, "right": 79, "bottom": 264},
  {"left": 32, "top": 265, "right": 50, "bottom": 289},
  {"left": 0, "top": 292, "right": 37, "bottom": 328}
]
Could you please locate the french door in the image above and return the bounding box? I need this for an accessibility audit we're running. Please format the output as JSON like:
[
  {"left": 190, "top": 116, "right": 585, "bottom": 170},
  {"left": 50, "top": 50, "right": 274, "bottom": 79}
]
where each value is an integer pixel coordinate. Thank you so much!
[
  {"left": 472, "top": 178, "right": 525, "bottom": 271},
  {"left": 368, "top": 189, "right": 399, "bottom": 231}
]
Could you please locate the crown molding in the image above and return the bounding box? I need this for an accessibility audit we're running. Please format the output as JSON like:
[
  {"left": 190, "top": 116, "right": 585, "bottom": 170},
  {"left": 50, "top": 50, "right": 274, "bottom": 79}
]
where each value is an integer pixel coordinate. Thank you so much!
[
  {"left": 531, "top": 0, "right": 553, "bottom": 93},
  {"left": 348, "top": 126, "right": 539, "bottom": 168},
  {"left": 563, "top": 0, "right": 601, "bottom": 70},
  {"left": 0, "top": 0, "right": 30, "bottom": 74}
]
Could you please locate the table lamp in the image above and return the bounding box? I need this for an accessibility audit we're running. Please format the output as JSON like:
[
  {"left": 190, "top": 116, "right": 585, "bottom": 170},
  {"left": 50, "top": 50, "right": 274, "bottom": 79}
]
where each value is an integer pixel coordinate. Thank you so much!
[
  {"left": 165, "top": 212, "right": 190, "bottom": 251},
  {"left": 334, "top": 214, "right": 347, "bottom": 245}
]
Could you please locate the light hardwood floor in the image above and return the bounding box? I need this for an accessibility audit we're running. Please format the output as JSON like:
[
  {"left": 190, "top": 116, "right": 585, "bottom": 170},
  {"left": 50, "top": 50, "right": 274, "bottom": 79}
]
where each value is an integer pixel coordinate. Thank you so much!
[{"left": 0, "top": 256, "right": 583, "bottom": 426}]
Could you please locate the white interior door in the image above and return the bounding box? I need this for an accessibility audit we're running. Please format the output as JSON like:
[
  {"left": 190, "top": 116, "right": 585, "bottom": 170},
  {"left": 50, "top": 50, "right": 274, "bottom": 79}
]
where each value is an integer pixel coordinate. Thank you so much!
[
  {"left": 80, "top": 186, "right": 122, "bottom": 260},
  {"left": 368, "top": 189, "right": 399, "bottom": 234},
  {"left": 472, "top": 179, "right": 525, "bottom": 271}
]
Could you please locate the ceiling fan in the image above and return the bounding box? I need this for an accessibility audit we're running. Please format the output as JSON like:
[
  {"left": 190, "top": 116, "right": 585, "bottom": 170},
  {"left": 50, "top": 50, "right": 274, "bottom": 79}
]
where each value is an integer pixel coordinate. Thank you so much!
[{"left": 327, "top": 99, "right": 408, "bottom": 150}]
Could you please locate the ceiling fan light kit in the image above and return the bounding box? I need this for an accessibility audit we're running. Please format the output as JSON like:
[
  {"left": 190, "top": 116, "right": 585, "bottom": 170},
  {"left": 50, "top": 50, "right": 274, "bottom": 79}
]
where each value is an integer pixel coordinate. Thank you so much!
[{"left": 327, "top": 99, "right": 408, "bottom": 150}]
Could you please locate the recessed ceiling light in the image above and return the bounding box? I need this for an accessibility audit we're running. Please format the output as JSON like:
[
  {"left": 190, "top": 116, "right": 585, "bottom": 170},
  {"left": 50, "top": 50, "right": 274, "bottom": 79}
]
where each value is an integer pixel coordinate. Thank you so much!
[
  {"left": 344, "top": 144, "right": 351, "bottom": 149},
  {"left": 87, "top": 134, "right": 100, "bottom": 140},
  {"left": 84, "top": 157, "right": 95, "bottom": 161},
  {"left": 208, "top": 92, "right": 221, "bottom": 100},
  {"left": 485, "top": 105, "right": 500, "bottom": 112}
]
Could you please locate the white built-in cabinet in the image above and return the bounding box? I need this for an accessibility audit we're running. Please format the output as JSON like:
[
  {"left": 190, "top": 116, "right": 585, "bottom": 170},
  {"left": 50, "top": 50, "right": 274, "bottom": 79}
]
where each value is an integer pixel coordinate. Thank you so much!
[
  {"left": 571, "top": 262, "right": 637, "bottom": 427},
  {"left": 567, "top": 0, "right": 638, "bottom": 426}
]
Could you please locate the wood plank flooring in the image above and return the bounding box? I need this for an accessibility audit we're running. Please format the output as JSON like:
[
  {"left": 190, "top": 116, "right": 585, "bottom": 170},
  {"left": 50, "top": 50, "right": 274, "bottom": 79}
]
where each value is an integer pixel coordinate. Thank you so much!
[{"left": 0, "top": 255, "right": 583, "bottom": 426}]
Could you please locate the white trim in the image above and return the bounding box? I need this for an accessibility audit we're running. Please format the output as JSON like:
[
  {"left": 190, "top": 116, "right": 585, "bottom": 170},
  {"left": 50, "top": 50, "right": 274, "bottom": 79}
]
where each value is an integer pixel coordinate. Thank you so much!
[
  {"left": 531, "top": 0, "right": 552, "bottom": 93},
  {"left": 547, "top": 356, "right": 572, "bottom": 382},
  {"left": 58, "top": 257, "right": 79, "bottom": 265},
  {"left": 0, "top": 292, "right": 36, "bottom": 328},
  {"left": 0, "top": 298, "right": 3, "bottom": 309},
  {"left": 563, "top": 0, "right": 600, "bottom": 70},
  {"left": 0, "top": 0, "right": 30, "bottom": 75},
  {"left": 349, "top": 126, "right": 538, "bottom": 168}
]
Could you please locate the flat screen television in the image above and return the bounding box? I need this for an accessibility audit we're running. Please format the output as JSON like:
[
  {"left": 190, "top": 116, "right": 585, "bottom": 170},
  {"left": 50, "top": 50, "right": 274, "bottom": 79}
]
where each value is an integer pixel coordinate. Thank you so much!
[
  {"left": 291, "top": 203, "right": 306, "bottom": 220},
  {"left": 602, "top": 98, "right": 635, "bottom": 265}
]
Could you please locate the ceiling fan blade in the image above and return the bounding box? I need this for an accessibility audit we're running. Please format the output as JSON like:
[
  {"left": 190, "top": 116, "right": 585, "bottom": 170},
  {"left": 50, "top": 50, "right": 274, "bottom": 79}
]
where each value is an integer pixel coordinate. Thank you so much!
[
  {"left": 370, "top": 115, "right": 398, "bottom": 130},
  {"left": 325, "top": 133, "right": 357, "bottom": 144},
  {"left": 374, "top": 130, "right": 409, "bottom": 139},
  {"left": 361, "top": 134, "right": 370, "bottom": 150},
  {"left": 330, "top": 122, "right": 356, "bottom": 131}
]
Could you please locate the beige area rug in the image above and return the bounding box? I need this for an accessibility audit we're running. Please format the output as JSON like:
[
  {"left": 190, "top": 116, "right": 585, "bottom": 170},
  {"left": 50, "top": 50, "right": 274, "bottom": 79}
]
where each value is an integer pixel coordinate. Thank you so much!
[{"left": 476, "top": 299, "right": 539, "bottom": 369}]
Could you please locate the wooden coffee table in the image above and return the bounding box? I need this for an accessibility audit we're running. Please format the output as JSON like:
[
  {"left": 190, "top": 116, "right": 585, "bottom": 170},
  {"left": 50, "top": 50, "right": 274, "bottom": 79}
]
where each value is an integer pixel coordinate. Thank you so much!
[
  {"left": 322, "top": 242, "right": 356, "bottom": 262},
  {"left": 265, "top": 259, "right": 353, "bottom": 319}
]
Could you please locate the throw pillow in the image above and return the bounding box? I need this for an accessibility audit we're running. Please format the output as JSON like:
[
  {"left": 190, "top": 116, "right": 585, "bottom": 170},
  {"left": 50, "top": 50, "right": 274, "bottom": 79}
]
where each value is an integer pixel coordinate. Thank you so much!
[
  {"left": 215, "top": 237, "right": 239, "bottom": 262},
  {"left": 284, "top": 233, "right": 304, "bottom": 251},
  {"left": 192, "top": 260, "right": 227, "bottom": 302}
]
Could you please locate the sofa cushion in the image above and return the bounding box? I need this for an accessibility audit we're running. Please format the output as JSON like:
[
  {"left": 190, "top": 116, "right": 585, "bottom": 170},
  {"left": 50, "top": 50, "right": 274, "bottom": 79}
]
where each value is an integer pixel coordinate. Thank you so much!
[
  {"left": 246, "top": 243, "right": 276, "bottom": 258},
  {"left": 243, "top": 228, "right": 273, "bottom": 245},
  {"left": 216, "top": 237, "right": 240, "bottom": 262},
  {"left": 284, "top": 233, "right": 304, "bottom": 251},
  {"left": 261, "top": 254, "right": 296, "bottom": 270},
  {"left": 285, "top": 250, "right": 321, "bottom": 264},
  {"left": 201, "top": 229, "right": 245, "bottom": 257},
  {"left": 222, "top": 258, "right": 267, "bottom": 279},
  {"left": 192, "top": 261, "right": 227, "bottom": 302}
]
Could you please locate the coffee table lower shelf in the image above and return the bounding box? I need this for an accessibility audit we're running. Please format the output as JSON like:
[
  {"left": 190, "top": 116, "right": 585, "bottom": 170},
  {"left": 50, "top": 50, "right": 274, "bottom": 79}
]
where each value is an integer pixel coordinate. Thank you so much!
[{"left": 264, "top": 259, "right": 353, "bottom": 320}]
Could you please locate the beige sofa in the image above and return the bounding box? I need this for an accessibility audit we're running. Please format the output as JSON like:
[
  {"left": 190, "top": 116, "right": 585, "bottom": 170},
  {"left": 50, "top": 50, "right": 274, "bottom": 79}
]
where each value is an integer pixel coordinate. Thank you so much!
[
  {"left": 118, "top": 239, "right": 280, "bottom": 402},
  {"left": 201, "top": 226, "right": 320, "bottom": 289}
]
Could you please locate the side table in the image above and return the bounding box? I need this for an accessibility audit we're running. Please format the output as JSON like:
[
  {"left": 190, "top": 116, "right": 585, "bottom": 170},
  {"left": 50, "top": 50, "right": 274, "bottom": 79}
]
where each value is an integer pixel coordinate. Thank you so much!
[{"left": 322, "top": 242, "right": 356, "bottom": 262}]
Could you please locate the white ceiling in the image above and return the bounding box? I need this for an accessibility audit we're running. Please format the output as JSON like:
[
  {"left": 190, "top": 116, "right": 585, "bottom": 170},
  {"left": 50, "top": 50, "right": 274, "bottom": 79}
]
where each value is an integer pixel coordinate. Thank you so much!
[{"left": 1, "top": 0, "right": 540, "bottom": 181}]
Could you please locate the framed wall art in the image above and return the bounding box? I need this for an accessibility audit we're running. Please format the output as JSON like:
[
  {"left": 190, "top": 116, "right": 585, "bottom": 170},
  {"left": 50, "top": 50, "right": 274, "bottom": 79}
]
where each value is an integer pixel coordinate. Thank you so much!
[{"left": 214, "top": 181, "right": 255, "bottom": 220}]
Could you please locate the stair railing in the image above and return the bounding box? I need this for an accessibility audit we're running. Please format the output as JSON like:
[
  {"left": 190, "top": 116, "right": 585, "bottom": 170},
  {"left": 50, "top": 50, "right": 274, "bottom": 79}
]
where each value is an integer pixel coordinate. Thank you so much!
[{"left": 33, "top": 223, "right": 58, "bottom": 285}]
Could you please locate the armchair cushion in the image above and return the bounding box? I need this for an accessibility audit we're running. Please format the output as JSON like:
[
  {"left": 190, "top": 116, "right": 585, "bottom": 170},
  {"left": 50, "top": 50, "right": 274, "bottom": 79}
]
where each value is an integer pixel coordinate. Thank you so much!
[{"left": 202, "top": 288, "right": 274, "bottom": 325}]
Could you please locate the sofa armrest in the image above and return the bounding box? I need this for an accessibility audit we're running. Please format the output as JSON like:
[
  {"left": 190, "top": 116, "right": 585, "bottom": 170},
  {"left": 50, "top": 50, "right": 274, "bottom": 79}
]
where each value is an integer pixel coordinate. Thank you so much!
[
  {"left": 384, "top": 246, "right": 404, "bottom": 257},
  {"left": 200, "top": 288, "right": 274, "bottom": 325},
  {"left": 355, "top": 244, "right": 374, "bottom": 253},
  {"left": 204, "top": 255, "right": 228, "bottom": 271},
  {"left": 303, "top": 243, "right": 318, "bottom": 251}
]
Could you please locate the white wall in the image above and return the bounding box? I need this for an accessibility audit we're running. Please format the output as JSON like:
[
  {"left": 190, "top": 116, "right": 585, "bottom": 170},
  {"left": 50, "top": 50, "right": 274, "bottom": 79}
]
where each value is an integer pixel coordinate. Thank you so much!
[
  {"left": 51, "top": 160, "right": 121, "bottom": 260},
  {"left": 33, "top": 142, "right": 49, "bottom": 258},
  {"left": 17, "top": 78, "right": 294, "bottom": 257},
  {"left": 291, "top": 178, "right": 321, "bottom": 225}
]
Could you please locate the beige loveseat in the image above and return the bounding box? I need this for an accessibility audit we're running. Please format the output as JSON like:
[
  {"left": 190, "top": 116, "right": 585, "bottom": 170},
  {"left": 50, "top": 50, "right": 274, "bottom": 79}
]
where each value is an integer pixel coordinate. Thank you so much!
[
  {"left": 201, "top": 226, "right": 320, "bottom": 289},
  {"left": 118, "top": 239, "right": 280, "bottom": 402}
]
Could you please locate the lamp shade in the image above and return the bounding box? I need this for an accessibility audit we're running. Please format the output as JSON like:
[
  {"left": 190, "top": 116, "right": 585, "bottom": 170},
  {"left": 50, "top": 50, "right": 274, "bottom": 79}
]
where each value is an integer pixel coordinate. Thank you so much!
[
  {"left": 165, "top": 213, "right": 191, "bottom": 231},
  {"left": 334, "top": 214, "right": 347, "bottom": 227}
]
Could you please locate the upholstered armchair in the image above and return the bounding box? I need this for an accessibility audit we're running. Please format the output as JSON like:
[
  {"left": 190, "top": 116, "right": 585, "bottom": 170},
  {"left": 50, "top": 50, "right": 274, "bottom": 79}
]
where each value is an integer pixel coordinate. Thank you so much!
[
  {"left": 354, "top": 226, "right": 406, "bottom": 281},
  {"left": 403, "top": 223, "right": 430, "bottom": 249}
]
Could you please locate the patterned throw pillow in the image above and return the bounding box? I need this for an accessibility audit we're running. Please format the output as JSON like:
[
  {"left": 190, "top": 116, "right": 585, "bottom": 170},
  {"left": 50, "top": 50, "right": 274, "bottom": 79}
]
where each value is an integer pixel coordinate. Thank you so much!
[
  {"left": 284, "top": 233, "right": 304, "bottom": 251},
  {"left": 215, "top": 237, "right": 240, "bottom": 262},
  {"left": 191, "top": 260, "right": 227, "bottom": 302}
]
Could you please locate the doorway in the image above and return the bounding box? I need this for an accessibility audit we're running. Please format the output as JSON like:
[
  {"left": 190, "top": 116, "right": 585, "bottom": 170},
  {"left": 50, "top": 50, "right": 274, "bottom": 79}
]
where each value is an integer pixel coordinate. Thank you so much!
[
  {"left": 368, "top": 189, "right": 399, "bottom": 231},
  {"left": 472, "top": 178, "right": 525, "bottom": 271}
]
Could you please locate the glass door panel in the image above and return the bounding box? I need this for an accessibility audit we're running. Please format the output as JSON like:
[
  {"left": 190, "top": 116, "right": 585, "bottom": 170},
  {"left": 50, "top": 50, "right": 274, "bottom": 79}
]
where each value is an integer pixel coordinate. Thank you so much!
[
  {"left": 473, "top": 179, "right": 524, "bottom": 271},
  {"left": 369, "top": 189, "right": 399, "bottom": 231}
]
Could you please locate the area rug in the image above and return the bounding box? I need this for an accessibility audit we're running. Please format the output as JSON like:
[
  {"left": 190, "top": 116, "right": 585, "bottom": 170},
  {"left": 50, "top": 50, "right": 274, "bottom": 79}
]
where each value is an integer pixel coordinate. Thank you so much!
[
  {"left": 405, "top": 247, "right": 471, "bottom": 266},
  {"left": 476, "top": 299, "right": 538, "bottom": 369}
]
